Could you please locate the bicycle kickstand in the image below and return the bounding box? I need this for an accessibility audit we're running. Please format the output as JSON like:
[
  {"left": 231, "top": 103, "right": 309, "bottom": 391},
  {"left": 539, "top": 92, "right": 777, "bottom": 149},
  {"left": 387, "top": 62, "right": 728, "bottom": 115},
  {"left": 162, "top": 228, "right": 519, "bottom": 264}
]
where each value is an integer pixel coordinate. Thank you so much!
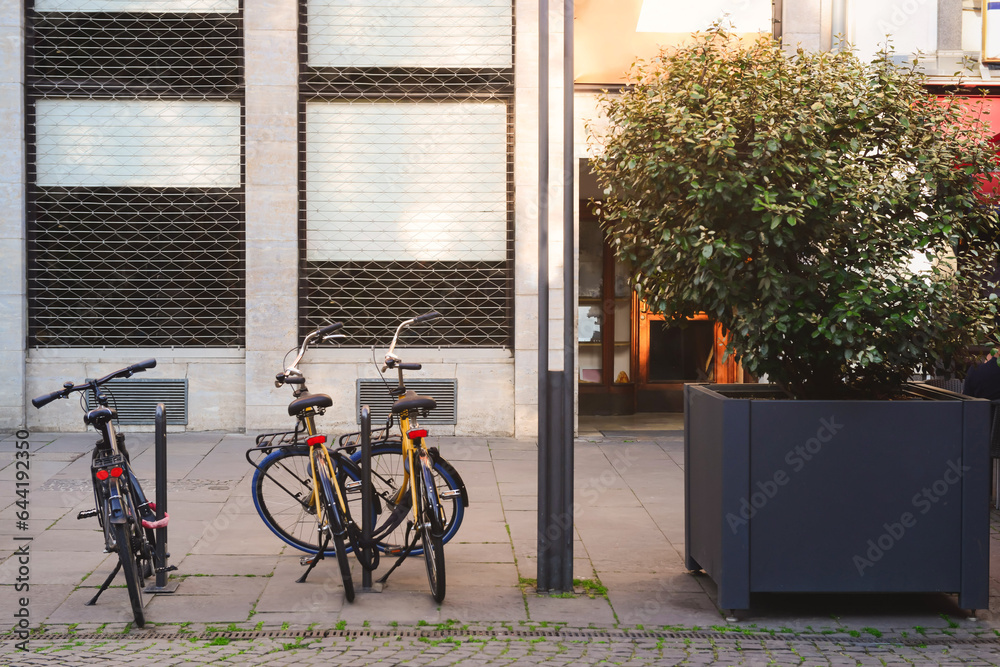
[
  {"left": 86, "top": 559, "right": 122, "bottom": 606},
  {"left": 297, "top": 532, "right": 330, "bottom": 584}
]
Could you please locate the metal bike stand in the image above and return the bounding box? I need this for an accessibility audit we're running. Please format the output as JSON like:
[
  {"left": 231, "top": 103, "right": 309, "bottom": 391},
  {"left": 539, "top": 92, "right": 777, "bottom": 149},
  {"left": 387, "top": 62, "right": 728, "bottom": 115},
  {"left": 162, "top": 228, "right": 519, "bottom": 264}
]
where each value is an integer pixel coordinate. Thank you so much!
[
  {"left": 360, "top": 405, "right": 382, "bottom": 591},
  {"left": 145, "top": 403, "right": 178, "bottom": 594}
]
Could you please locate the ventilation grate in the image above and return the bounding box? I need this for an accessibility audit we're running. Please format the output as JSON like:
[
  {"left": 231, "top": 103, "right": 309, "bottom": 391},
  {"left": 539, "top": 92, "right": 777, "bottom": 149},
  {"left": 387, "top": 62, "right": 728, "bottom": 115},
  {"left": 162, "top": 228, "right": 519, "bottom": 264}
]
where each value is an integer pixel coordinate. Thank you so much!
[
  {"left": 357, "top": 378, "right": 457, "bottom": 426},
  {"left": 86, "top": 378, "right": 188, "bottom": 425}
]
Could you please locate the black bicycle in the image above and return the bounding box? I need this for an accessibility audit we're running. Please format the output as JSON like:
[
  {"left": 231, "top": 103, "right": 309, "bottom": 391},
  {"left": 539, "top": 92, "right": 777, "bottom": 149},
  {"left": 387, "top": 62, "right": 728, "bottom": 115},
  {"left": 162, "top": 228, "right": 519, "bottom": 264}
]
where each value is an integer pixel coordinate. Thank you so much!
[{"left": 32, "top": 360, "right": 160, "bottom": 627}]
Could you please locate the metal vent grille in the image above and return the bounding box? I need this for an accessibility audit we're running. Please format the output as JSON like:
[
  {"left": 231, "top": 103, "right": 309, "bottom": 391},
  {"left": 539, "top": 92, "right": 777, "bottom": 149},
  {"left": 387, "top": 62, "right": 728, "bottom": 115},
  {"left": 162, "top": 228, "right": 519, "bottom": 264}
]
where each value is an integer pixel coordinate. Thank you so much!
[
  {"left": 86, "top": 378, "right": 188, "bottom": 425},
  {"left": 299, "top": 1, "right": 515, "bottom": 349},
  {"left": 357, "top": 379, "right": 457, "bottom": 426}
]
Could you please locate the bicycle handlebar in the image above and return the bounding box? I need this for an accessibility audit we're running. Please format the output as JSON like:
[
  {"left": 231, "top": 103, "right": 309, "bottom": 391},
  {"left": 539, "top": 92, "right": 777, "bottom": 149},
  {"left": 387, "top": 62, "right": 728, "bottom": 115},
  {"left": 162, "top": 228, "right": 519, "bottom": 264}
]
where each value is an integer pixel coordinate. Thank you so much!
[
  {"left": 31, "top": 389, "right": 66, "bottom": 409},
  {"left": 382, "top": 312, "right": 442, "bottom": 372},
  {"left": 413, "top": 311, "right": 441, "bottom": 324},
  {"left": 31, "top": 359, "right": 157, "bottom": 409},
  {"left": 280, "top": 322, "right": 344, "bottom": 385},
  {"left": 128, "top": 358, "right": 157, "bottom": 373},
  {"left": 317, "top": 322, "right": 344, "bottom": 337}
]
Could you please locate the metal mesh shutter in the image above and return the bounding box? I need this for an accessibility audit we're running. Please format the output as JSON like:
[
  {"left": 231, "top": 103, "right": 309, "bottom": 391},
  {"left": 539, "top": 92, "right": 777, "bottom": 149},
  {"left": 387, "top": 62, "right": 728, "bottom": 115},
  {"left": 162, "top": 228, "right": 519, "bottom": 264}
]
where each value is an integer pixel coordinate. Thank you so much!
[
  {"left": 26, "top": 2, "right": 245, "bottom": 348},
  {"left": 357, "top": 378, "right": 457, "bottom": 426},
  {"left": 86, "top": 378, "right": 188, "bottom": 425},
  {"left": 299, "top": 0, "right": 514, "bottom": 349}
]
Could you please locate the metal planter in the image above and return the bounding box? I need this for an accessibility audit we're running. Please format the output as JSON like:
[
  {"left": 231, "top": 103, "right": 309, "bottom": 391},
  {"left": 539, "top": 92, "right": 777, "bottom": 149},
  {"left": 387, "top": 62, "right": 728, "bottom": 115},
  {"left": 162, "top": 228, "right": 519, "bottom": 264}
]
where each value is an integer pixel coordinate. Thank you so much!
[{"left": 683, "top": 383, "right": 990, "bottom": 611}]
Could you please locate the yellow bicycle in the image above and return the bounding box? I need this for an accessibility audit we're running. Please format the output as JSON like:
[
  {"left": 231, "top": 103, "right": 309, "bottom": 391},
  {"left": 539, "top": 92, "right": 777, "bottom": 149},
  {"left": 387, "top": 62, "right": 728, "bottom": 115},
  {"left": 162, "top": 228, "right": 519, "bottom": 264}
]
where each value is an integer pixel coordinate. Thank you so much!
[
  {"left": 371, "top": 312, "right": 449, "bottom": 601},
  {"left": 254, "top": 322, "right": 360, "bottom": 601}
]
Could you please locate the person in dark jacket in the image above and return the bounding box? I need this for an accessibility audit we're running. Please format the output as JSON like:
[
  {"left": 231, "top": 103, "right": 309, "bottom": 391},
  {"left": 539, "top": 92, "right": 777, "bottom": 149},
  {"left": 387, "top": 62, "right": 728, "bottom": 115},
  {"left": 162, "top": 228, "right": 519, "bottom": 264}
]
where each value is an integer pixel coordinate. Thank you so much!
[{"left": 963, "top": 351, "right": 1000, "bottom": 400}]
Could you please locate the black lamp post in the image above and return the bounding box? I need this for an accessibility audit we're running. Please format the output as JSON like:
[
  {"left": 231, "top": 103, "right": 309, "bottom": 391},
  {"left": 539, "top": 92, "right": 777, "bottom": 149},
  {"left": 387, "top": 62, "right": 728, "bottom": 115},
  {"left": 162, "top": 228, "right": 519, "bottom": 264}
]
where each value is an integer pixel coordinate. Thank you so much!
[{"left": 537, "top": 0, "right": 575, "bottom": 594}]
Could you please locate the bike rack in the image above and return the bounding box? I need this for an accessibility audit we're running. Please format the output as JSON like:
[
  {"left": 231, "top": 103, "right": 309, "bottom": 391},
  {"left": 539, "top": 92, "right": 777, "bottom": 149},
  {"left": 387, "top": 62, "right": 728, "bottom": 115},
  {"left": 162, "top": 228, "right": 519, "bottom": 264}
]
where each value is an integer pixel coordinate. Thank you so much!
[
  {"left": 360, "top": 404, "right": 375, "bottom": 591},
  {"left": 145, "top": 403, "right": 178, "bottom": 594}
]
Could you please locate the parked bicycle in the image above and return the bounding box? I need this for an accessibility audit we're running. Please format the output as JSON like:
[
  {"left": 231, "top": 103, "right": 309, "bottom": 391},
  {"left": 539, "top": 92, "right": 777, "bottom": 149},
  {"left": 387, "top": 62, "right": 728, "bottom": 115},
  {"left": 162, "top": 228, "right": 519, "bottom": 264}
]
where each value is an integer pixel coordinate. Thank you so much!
[
  {"left": 248, "top": 314, "right": 468, "bottom": 601},
  {"left": 247, "top": 320, "right": 469, "bottom": 556},
  {"left": 32, "top": 360, "right": 161, "bottom": 627},
  {"left": 362, "top": 311, "right": 452, "bottom": 600},
  {"left": 245, "top": 322, "right": 369, "bottom": 601}
]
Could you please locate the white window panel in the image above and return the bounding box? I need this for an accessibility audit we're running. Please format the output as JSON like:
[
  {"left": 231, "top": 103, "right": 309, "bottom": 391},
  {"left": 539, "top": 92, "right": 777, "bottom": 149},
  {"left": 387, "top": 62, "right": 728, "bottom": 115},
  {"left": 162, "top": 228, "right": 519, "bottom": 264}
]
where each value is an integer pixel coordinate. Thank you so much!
[
  {"left": 34, "top": 0, "right": 237, "bottom": 11},
  {"left": 306, "top": 101, "right": 507, "bottom": 262},
  {"left": 308, "top": 0, "right": 512, "bottom": 68},
  {"left": 851, "top": 2, "right": 937, "bottom": 61},
  {"left": 35, "top": 99, "right": 241, "bottom": 188}
]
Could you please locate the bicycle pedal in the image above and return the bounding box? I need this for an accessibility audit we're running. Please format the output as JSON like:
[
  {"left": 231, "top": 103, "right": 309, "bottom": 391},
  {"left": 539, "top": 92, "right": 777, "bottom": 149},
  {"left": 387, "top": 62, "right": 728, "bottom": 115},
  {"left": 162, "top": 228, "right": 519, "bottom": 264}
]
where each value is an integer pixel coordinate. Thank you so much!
[
  {"left": 77, "top": 508, "right": 98, "bottom": 520},
  {"left": 384, "top": 545, "right": 405, "bottom": 555},
  {"left": 299, "top": 555, "right": 319, "bottom": 566}
]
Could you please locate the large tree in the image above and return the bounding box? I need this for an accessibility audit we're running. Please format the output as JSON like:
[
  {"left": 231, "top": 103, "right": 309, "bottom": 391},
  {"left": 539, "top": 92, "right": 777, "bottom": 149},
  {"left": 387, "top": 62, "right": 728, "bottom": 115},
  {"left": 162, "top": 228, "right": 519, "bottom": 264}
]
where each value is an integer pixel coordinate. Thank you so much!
[{"left": 589, "top": 29, "right": 1000, "bottom": 399}]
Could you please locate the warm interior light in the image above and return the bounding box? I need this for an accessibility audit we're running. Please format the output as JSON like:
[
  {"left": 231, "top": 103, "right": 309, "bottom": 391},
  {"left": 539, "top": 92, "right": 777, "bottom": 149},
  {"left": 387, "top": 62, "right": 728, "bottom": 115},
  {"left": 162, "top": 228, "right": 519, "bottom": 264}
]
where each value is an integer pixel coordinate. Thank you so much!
[
  {"left": 306, "top": 435, "right": 327, "bottom": 447},
  {"left": 635, "top": 0, "right": 771, "bottom": 33}
]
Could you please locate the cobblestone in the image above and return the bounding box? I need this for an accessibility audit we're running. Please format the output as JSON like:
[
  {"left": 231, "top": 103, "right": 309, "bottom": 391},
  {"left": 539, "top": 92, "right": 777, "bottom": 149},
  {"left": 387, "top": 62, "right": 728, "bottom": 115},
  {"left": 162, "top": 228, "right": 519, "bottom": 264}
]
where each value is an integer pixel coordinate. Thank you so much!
[{"left": 8, "top": 633, "right": 1000, "bottom": 666}]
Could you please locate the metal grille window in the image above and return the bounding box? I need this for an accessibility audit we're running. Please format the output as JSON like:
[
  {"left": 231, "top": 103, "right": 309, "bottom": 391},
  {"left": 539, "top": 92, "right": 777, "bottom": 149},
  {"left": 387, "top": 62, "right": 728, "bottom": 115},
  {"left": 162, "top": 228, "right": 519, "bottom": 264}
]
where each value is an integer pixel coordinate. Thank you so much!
[
  {"left": 300, "top": 0, "right": 514, "bottom": 348},
  {"left": 26, "top": 1, "right": 245, "bottom": 348}
]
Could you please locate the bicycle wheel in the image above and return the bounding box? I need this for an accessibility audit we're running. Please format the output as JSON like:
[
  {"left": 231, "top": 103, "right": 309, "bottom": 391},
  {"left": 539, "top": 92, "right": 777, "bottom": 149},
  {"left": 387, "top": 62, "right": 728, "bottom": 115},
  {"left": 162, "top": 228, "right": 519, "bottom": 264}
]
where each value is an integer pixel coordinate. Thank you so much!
[
  {"left": 251, "top": 445, "right": 321, "bottom": 554},
  {"left": 418, "top": 463, "right": 446, "bottom": 602},
  {"left": 252, "top": 445, "right": 375, "bottom": 557},
  {"left": 346, "top": 442, "right": 466, "bottom": 555},
  {"left": 111, "top": 519, "right": 146, "bottom": 627},
  {"left": 316, "top": 459, "right": 355, "bottom": 602}
]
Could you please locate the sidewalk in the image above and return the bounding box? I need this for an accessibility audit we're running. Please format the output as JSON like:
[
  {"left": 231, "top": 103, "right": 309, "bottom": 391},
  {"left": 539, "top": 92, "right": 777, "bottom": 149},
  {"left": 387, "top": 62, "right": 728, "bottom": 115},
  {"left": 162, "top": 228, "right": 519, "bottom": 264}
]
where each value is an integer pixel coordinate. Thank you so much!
[{"left": 3, "top": 416, "right": 1000, "bottom": 665}]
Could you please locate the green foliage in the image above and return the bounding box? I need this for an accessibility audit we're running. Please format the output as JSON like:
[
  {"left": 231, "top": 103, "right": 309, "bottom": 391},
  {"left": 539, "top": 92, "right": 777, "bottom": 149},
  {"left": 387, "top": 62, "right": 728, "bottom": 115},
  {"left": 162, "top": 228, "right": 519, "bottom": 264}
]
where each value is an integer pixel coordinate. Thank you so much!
[{"left": 590, "top": 28, "right": 1000, "bottom": 398}]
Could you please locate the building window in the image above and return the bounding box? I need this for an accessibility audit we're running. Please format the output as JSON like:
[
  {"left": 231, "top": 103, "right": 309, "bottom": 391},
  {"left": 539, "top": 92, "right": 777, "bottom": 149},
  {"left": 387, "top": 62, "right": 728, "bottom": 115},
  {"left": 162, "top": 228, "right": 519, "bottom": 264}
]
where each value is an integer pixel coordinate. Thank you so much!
[
  {"left": 299, "top": 0, "right": 514, "bottom": 347},
  {"left": 26, "top": 1, "right": 245, "bottom": 348}
]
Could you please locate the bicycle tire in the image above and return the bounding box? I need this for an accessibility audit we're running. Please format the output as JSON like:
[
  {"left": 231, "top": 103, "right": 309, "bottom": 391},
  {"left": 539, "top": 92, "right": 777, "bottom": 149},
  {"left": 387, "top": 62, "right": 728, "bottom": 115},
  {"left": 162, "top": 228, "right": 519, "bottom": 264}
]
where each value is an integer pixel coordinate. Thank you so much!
[
  {"left": 255, "top": 442, "right": 465, "bottom": 556},
  {"left": 111, "top": 520, "right": 146, "bottom": 627},
  {"left": 251, "top": 445, "right": 322, "bottom": 554},
  {"left": 316, "top": 458, "right": 355, "bottom": 602},
  {"left": 346, "top": 442, "right": 466, "bottom": 556},
  {"left": 418, "top": 463, "right": 446, "bottom": 602}
]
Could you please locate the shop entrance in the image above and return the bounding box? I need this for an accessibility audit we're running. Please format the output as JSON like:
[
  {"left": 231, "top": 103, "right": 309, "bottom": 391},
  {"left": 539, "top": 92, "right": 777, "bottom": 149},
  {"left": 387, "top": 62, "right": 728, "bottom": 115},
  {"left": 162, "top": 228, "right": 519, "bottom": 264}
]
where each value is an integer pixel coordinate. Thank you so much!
[{"left": 578, "top": 161, "right": 741, "bottom": 415}]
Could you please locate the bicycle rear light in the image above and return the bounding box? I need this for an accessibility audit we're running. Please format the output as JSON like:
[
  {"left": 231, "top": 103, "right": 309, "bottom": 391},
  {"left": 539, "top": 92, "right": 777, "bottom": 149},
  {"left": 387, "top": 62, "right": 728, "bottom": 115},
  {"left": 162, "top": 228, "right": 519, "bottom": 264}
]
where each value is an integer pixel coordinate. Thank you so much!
[
  {"left": 407, "top": 428, "right": 428, "bottom": 439},
  {"left": 306, "top": 435, "right": 327, "bottom": 447},
  {"left": 95, "top": 469, "right": 110, "bottom": 481},
  {"left": 110, "top": 466, "right": 124, "bottom": 478}
]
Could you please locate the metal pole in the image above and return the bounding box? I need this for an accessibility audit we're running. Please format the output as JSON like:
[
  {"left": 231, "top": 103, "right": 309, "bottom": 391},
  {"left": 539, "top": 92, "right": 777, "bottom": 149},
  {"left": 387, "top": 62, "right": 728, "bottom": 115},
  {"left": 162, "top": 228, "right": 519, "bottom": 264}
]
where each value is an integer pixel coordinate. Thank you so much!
[
  {"left": 537, "top": 0, "right": 552, "bottom": 591},
  {"left": 147, "top": 403, "right": 176, "bottom": 593},
  {"left": 559, "top": 0, "right": 575, "bottom": 593},
  {"left": 360, "top": 405, "right": 372, "bottom": 590}
]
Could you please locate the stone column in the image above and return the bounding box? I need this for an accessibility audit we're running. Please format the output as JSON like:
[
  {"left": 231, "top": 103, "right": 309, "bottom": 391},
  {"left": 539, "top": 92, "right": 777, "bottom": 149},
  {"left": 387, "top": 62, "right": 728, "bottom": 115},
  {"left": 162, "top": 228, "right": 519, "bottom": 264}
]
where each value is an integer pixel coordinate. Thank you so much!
[
  {"left": 244, "top": 0, "right": 300, "bottom": 430},
  {"left": 0, "top": 0, "right": 25, "bottom": 429}
]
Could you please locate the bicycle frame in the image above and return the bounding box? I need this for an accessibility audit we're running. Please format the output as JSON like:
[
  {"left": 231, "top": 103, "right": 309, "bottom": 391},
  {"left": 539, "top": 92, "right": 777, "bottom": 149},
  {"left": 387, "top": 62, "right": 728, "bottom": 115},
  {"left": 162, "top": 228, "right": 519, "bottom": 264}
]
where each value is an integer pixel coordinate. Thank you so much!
[
  {"left": 381, "top": 313, "right": 446, "bottom": 535},
  {"left": 87, "top": 392, "right": 136, "bottom": 548}
]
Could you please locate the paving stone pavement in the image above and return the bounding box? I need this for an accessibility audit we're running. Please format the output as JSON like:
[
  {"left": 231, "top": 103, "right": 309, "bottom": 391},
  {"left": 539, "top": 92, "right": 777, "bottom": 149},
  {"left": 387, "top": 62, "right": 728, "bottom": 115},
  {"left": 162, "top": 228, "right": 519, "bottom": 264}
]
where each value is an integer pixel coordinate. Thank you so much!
[
  {"left": 4, "top": 419, "right": 1000, "bottom": 665},
  {"left": 9, "top": 630, "right": 1000, "bottom": 666}
]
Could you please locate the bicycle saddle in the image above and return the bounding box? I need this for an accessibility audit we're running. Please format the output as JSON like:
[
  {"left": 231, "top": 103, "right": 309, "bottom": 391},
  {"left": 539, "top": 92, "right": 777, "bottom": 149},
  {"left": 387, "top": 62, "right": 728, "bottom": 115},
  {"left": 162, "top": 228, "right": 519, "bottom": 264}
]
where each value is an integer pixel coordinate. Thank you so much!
[
  {"left": 287, "top": 392, "right": 333, "bottom": 416},
  {"left": 391, "top": 390, "right": 437, "bottom": 414}
]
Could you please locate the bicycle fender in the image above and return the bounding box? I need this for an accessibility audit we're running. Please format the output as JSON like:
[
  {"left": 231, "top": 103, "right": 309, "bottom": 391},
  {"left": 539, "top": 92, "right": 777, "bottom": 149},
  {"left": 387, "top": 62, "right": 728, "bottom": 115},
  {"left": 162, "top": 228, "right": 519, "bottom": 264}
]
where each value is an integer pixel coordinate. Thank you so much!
[
  {"left": 431, "top": 453, "right": 470, "bottom": 508},
  {"left": 105, "top": 480, "right": 128, "bottom": 525}
]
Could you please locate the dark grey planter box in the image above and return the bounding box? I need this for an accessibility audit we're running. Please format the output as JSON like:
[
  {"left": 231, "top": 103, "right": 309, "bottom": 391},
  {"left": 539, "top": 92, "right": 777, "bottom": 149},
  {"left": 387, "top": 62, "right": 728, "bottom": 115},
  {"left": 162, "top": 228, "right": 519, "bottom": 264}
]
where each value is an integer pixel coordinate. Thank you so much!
[{"left": 684, "top": 383, "right": 990, "bottom": 611}]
